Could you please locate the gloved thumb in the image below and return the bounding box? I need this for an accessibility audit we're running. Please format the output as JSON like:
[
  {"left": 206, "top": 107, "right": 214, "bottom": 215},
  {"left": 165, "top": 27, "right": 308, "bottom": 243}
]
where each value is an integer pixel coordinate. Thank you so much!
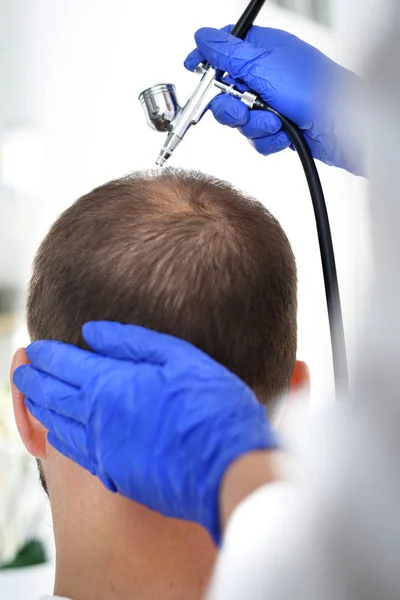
[{"left": 192, "top": 27, "right": 272, "bottom": 96}]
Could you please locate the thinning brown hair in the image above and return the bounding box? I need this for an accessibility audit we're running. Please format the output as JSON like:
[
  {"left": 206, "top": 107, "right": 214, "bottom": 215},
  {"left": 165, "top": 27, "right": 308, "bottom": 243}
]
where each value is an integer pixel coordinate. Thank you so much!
[{"left": 27, "top": 168, "right": 297, "bottom": 413}]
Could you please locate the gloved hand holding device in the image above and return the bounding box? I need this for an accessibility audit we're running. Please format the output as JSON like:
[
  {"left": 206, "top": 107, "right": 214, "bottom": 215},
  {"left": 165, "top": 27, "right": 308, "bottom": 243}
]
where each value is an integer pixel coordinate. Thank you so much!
[
  {"left": 13, "top": 321, "right": 278, "bottom": 544},
  {"left": 185, "top": 26, "right": 362, "bottom": 175}
]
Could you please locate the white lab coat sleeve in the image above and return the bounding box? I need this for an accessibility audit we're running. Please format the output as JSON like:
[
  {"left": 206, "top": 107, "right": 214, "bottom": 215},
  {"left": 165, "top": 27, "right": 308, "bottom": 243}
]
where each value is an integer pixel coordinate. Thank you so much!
[
  {"left": 206, "top": 482, "right": 303, "bottom": 600},
  {"left": 206, "top": 401, "right": 400, "bottom": 600},
  {"left": 205, "top": 418, "right": 346, "bottom": 600}
]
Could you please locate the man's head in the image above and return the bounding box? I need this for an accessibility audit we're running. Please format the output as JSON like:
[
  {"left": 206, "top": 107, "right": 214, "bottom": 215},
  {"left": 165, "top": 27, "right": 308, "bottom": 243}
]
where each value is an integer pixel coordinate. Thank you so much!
[
  {"left": 27, "top": 168, "right": 297, "bottom": 408},
  {"left": 10, "top": 169, "right": 305, "bottom": 599}
]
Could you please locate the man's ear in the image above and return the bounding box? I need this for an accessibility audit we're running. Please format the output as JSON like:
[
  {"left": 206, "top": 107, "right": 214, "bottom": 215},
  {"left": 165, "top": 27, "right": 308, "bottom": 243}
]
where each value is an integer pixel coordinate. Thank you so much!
[
  {"left": 290, "top": 360, "right": 310, "bottom": 395},
  {"left": 10, "top": 348, "right": 47, "bottom": 459}
]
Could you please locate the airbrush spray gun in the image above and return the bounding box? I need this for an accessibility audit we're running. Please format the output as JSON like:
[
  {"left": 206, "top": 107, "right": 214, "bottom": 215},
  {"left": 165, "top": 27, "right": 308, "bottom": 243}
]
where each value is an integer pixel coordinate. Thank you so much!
[
  {"left": 139, "top": 0, "right": 265, "bottom": 167},
  {"left": 138, "top": 0, "right": 348, "bottom": 394}
]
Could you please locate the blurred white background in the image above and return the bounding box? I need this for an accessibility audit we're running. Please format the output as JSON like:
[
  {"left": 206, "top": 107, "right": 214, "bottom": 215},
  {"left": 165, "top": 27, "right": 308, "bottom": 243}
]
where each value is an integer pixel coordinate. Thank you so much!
[{"left": 0, "top": 0, "right": 369, "bottom": 597}]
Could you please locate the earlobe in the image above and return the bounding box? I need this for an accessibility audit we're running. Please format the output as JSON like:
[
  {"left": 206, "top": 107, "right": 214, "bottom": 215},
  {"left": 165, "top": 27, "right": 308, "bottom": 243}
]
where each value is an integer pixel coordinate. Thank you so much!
[
  {"left": 10, "top": 348, "right": 47, "bottom": 459},
  {"left": 290, "top": 360, "right": 310, "bottom": 395}
]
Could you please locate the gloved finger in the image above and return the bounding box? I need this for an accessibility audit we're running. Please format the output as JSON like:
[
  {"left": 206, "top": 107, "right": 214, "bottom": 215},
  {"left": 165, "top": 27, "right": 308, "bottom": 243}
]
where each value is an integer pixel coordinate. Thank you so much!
[
  {"left": 249, "top": 131, "right": 291, "bottom": 156},
  {"left": 82, "top": 321, "right": 199, "bottom": 364},
  {"left": 210, "top": 94, "right": 250, "bottom": 128},
  {"left": 13, "top": 364, "right": 88, "bottom": 424},
  {"left": 47, "top": 431, "right": 96, "bottom": 475},
  {"left": 184, "top": 24, "right": 234, "bottom": 71},
  {"left": 212, "top": 94, "right": 282, "bottom": 136},
  {"left": 242, "top": 25, "right": 291, "bottom": 48},
  {"left": 193, "top": 28, "right": 274, "bottom": 98},
  {"left": 184, "top": 48, "right": 206, "bottom": 72},
  {"left": 221, "top": 74, "right": 249, "bottom": 92},
  {"left": 25, "top": 397, "right": 89, "bottom": 456},
  {"left": 240, "top": 110, "right": 282, "bottom": 138},
  {"left": 24, "top": 340, "right": 118, "bottom": 388}
]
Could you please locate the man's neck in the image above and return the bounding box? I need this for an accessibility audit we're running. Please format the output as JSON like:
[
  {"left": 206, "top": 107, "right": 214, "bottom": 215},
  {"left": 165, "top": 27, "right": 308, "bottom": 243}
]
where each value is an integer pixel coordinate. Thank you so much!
[{"left": 50, "top": 479, "right": 216, "bottom": 600}]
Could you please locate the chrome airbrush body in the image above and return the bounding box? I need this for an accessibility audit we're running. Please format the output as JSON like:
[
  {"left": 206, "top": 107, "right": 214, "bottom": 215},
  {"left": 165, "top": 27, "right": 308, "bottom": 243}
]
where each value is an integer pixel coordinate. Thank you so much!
[{"left": 139, "top": 64, "right": 258, "bottom": 166}]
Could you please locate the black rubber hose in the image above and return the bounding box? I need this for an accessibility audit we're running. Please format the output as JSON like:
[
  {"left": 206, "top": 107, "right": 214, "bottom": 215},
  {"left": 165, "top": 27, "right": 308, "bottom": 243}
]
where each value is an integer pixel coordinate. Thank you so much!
[
  {"left": 252, "top": 97, "right": 349, "bottom": 393},
  {"left": 229, "top": 0, "right": 348, "bottom": 390},
  {"left": 231, "top": 0, "right": 266, "bottom": 39},
  {"left": 205, "top": 0, "right": 347, "bottom": 392},
  {"left": 208, "top": 1, "right": 266, "bottom": 80}
]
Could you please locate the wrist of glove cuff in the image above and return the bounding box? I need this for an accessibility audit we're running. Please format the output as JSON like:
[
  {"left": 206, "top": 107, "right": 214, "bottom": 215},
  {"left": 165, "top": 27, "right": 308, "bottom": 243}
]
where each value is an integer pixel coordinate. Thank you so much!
[{"left": 201, "top": 410, "right": 279, "bottom": 544}]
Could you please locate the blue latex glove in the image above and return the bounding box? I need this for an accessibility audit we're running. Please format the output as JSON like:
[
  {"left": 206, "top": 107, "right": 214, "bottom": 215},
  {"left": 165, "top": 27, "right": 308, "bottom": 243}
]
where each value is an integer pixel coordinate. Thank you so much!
[
  {"left": 185, "top": 26, "right": 363, "bottom": 175},
  {"left": 13, "top": 321, "right": 277, "bottom": 544}
]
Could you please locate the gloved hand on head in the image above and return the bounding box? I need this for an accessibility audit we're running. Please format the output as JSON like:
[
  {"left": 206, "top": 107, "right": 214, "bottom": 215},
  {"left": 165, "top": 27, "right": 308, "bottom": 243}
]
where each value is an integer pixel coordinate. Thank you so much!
[
  {"left": 13, "top": 321, "right": 277, "bottom": 545},
  {"left": 185, "top": 26, "right": 363, "bottom": 176}
]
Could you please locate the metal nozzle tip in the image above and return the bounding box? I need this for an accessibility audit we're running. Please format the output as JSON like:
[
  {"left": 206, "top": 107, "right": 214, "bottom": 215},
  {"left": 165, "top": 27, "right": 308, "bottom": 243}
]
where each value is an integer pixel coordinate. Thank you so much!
[{"left": 155, "top": 148, "right": 171, "bottom": 168}]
